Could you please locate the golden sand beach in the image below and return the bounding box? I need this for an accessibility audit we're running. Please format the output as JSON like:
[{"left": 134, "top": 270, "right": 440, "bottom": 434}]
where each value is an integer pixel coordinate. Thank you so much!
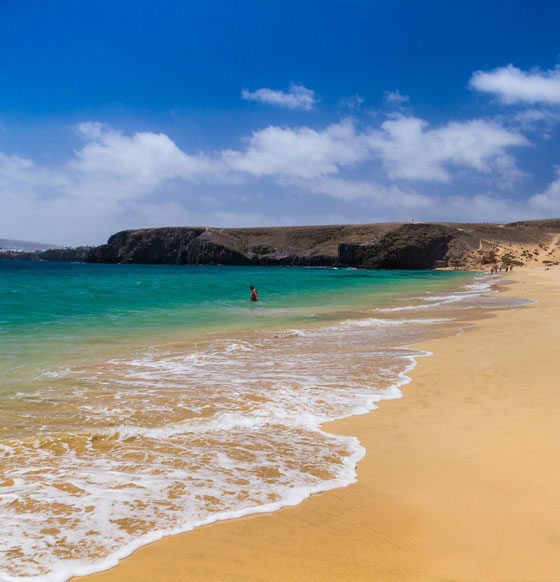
[{"left": 75, "top": 266, "right": 560, "bottom": 582}]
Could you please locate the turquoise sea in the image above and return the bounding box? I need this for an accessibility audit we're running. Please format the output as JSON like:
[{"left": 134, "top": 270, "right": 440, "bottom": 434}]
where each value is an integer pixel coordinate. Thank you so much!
[
  {"left": 0, "top": 262, "right": 474, "bottom": 388},
  {"left": 0, "top": 261, "right": 513, "bottom": 581},
  {"left": 1, "top": 261, "right": 475, "bottom": 334}
]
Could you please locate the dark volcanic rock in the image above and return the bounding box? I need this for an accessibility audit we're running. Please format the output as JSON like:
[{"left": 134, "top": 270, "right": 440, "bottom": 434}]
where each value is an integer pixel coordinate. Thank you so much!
[
  {"left": 337, "top": 241, "right": 378, "bottom": 268},
  {"left": 250, "top": 244, "right": 276, "bottom": 255},
  {"left": 87, "top": 228, "right": 257, "bottom": 265},
  {"left": 6, "top": 219, "right": 558, "bottom": 269},
  {"left": 80, "top": 219, "right": 560, "bottom": 269},
  {"left": 39, "top": 248, "right": 89, "bottom": 262},
  {"left": 179, "top": 239, "right": 252, "bottom": 265},
  {"left": 86, "top": 223, "right": 463, "bottom": 269},
  {"left": 0, "top": 251, "right": 40, "bottom": 261},
  {"left": 338, "top": 223, "right": 458, "bottom": 269},
  {"left": 88, "top": 228, "right": 210, "bottom": 264},
  {"left": 0, "top": 248, "right": 89, "bottom": 262},
  {"left": 86, "top": 227, "right": 341, "bottom": 266}
]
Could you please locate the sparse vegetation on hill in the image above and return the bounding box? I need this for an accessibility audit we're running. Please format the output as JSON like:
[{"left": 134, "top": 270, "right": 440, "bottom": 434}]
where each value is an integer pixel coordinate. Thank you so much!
[
  {"left": 501, "top": 254, "right": 525, "bottom": 267},
  {"left": 4, "top": 219, "right": 559, "bottom": 270},
  {"left": 84, "top": 219, "right": 560, "bottom": 270}
]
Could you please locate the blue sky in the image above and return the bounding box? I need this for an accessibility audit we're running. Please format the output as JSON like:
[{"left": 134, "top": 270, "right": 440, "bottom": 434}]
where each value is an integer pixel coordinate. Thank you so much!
[{"left": 1, "top": 0, "right": 560, "bottom": 245}]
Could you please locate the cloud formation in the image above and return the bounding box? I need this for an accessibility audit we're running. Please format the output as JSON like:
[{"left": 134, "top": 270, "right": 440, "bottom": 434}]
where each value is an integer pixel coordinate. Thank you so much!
[
  {"left": 222, "top": 120, "right": 368, "bottom": 179},
  {"left": 241, "top": 83, "right": 318, "bottom": 110},
  {"left": 513, "top": 108, "right": 560, "bottom": 132},
  {"left": 384, "top": 90, "right": 409, "bottom": 105},
  {"left": 366, "top": 115, "right": 527, "bottom": 185},
  {"left": 339, "top": 94, "right": 365, "bottom": 110},
  {"left": 0, "top": 104, "right": 546, "bottom": 244},
  {"left": 470, "top": 64, "right": 560, "bottom": 105},
  {"left": 220, "top": 115, "right": 528, "bottom": 187},
  {"left": 529, "top": 166, "right": 560, "bottom": 213},
  {"left": 308, "top": 176, "right": 431, "bottom": 208},
  {"left": 71, "top": 123, "right": 215, "bottom": 199}
]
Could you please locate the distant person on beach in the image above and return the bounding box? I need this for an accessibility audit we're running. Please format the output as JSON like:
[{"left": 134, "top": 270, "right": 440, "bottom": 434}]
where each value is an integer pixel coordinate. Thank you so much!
[{"left": 249, "top": 285, "right": 258, "bottom": 301}]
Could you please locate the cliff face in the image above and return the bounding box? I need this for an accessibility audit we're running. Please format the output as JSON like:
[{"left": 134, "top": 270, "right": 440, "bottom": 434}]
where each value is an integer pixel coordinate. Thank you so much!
[
  {"left": 337, "top": 224, "right": 461, "bottom": 269},
  {"left": 86, "top": 228, "right": 308, "bottom": 265},
  {"left": 39, "top": 248, "right": 89, "bottom": 262},
  {"left": 85, "top": 224, "right": 396, "bottom": 266},
  {"left": 90, "top": 223, "right": 460, "bottom": 269},
  {"left": 83, "top": 220, "right": 560, "bottom": 269},
  {"left": 6, "top": 219, "right": 557, "bottom": 270},
  {"left": 84, "top": 228, "right": 245, "bottom": 265},
  {"left": 0, "top": 248, "right": 89, "bottom": 262}
]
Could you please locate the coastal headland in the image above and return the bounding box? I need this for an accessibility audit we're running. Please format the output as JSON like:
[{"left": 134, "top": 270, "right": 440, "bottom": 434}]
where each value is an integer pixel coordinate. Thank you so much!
[
  {"left": 73, "top": 264, "right": 560, "bottom": 582},
  {"left": 3, "top": 218, "right": 560, "bottom": 270}
]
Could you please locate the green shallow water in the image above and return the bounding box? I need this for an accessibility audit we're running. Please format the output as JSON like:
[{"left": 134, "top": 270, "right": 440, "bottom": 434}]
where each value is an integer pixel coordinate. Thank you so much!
[
  {"left": 1, "top": 260, "right": 485, "bottom": 581},
  {"left": 0, "top": 261, "right": 474, "bottom": 393}
]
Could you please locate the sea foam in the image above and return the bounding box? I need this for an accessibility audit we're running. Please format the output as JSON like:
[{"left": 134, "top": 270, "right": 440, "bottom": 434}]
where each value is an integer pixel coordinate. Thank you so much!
[{"left": 0, "top": 273, "right": 529, "bottom": 582}]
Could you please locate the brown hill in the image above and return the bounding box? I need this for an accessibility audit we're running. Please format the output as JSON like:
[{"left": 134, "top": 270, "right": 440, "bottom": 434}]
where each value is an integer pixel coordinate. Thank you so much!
[{"left": 84, "top": 219, "right": 560, "bottom": 270}]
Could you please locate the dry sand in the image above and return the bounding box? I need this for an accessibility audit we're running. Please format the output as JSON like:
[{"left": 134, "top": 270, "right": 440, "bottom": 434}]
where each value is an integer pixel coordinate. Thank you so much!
[{"left": 75, "top": 267, "right": 560, "bottom": 582}]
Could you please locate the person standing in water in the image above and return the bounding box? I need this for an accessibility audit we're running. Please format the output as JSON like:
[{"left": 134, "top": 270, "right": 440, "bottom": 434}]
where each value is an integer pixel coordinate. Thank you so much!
[{"left": 249, "top": 285, "right": 258, "bottom": 301}]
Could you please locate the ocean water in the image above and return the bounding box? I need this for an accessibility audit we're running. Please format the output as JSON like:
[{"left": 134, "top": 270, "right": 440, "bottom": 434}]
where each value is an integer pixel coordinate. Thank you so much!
[{"left": 0, "top": 262, "right": 526, "bottom": 581}]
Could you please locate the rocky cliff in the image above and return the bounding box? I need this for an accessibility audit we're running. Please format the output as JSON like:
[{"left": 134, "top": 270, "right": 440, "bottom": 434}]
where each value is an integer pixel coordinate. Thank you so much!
[
  {"left": 84, "top": 220, "right": 560, "bottom": 270},
  {"left": 39, "top": 248, "right": 90, "bottom": 262},
  {"left": 4, "top": 219, "right": 558, "bottom": 270},
  {"left": 337, "top": 223, "right": 467, "bottom": 269},
  {"left": 85, "top": 224, "right": 396, "bottom": 266},
  {"left": 0, "top": 247, "right": 89, "bottom": 262}
]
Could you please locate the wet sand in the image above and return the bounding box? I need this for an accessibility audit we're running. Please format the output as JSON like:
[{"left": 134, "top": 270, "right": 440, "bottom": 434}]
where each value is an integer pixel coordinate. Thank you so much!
[{"left": 75, "top": 267, "right": 560, "bottom": 582}]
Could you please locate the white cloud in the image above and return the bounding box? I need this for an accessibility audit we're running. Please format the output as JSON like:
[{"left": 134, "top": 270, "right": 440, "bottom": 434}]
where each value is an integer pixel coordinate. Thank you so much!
[
  {"left": 384, "top": 90, "right": 409, "bottom": 105},
  {"left": 0, "top": 128, "right": 215, "bottom": 244},
  {"left": 0, "top": 152, "right": 36, "bottom": 184},
  {"left": 528, "top": 166, "right": 560, "bottom": 213},
  {"left": 221, "top": 115, "right": 527, "bottom": 187},
  {"left": 241, "top": 83, "right": 318, "bottom": 110},
  {"left": 0, "top": 152, "right": 66, "bottom": 205},
  {"left": 308, "top": 177, "right": 430, "bottom": 208},
  {"left": 221, "top": 120, "right": 368, "bottom": 179},
  {"left": 442, "top": 194, "right": 527, "bottom": 223},
  {"left": 513, "top": 108, "right": 560, "bottom": 133},
  {"left": 470, "top": 64, "right": 560, "bottom": 105},
  {"left": 366, "top": 115, "right": 528, "bottom": 185},
  {"left": 0, "top": 111, "right": 540, "bottom": 245},
  {"left": 339, "top": 94, "right": 365, "bottom": 110},
  {"left": 71, "top": 123, "right": 215, "bottom": 198}
]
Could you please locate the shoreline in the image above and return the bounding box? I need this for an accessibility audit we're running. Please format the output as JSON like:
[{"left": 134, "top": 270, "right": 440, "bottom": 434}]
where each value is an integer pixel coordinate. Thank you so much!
[
  {"left": 75, "top": 267, "right": 560, "bottom": 582},
  {"left": 1, "top": 266, "right": 486, "bottom": 581}
]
